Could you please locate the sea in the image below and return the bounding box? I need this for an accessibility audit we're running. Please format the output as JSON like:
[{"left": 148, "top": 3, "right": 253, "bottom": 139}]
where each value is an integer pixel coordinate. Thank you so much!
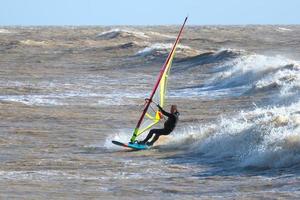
[{"left": 0, "top": 25, "right": 300, "bottom": 199}]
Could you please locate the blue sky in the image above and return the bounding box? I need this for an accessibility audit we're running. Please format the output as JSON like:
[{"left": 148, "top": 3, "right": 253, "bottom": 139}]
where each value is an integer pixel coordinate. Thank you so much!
[{"left": 1, "top": 0, "right": 300, "bottom": 25}]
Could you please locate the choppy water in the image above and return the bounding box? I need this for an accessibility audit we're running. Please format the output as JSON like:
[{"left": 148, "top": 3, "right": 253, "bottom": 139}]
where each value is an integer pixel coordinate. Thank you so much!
[{"left": 1, "top": 25, "right": 300, "bottom": 199}]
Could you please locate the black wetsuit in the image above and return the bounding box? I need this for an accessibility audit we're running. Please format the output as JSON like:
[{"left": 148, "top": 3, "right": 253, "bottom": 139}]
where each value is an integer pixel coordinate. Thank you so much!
[{"left": 142, "top": 105, "right": 179, "bottom": 145}]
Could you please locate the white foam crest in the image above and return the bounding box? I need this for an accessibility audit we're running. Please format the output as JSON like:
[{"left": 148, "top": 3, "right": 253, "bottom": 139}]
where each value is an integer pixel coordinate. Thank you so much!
[
  {"left": 147, "top": 31, "right": 177, "bottom": 39},
  {"left": 217, "top": 48, "right": 247, "bottom": 54},
  {"left": 158, "top": 124, "right": 217, "bottom": 151},
  {"left": 177, "top": 101, "right": 300, "bottom": 168},
  {"left": 170, "top": 86, "right": 247, "bottom": 99},
  {"left": 0, "top": 94, "right": 63, "bottom": 106},
  {"left": 0, "top": 170, "right": 102, "bottom": 181},
  {"left": 0, "top": 93, "right": 98, "bottom": 106},
  {"left": 104, "top": 129, "right": 132, "bottom": 150},
  {"left": 254, "top": 65, "right": 300, "bottom": 97},
  {"left": 20, "top": 40, "right": 49, "bottom": 46},
  {"left": 97, "top": 28, "right": 149, "bottom": 39},
  {"left": 205, "top": 54, "right": 299, "bottom": 94},
  {"left": 0, "top": 170, "right": 75, "bottom": 181},
  {"left": 136, "top": 43, "right": 195, "bottom": 56},
  {"left": 0, "top": 88, "right": 146, "bottom": 106},
  {"left": 0, "top": 29, "right": 11, "bottom": 34},
  {"left": 277, "top": 27, "right": 293, "bottom": 32},
  {"left": 213, "top": 54, "right": 292, "bottom": 84}
]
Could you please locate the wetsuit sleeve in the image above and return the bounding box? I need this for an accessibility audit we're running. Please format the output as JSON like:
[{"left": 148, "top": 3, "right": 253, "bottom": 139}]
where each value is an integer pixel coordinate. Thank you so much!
[{"left": 157, "top": 105, "right": 172, "bottom": 118}]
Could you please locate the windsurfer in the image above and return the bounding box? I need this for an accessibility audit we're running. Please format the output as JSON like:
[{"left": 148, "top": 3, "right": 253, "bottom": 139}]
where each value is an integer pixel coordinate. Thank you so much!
[{"left": 139, "top": 104, "right": 179, "bottom": 146}]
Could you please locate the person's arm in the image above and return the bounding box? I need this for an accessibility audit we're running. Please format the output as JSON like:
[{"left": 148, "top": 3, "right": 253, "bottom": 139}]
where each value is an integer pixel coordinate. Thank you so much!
[{"left": 157, "top": 104, "right": 172, "bottom": 118}]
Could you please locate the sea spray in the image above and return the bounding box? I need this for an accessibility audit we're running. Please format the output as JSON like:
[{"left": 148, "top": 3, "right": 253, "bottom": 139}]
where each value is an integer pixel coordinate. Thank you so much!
[{"left": 164, "top": 101, "right": 300, "bottom": 168}]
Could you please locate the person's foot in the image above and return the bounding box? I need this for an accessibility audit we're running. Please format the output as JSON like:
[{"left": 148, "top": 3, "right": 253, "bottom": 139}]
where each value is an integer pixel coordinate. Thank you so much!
[
  {"left": 146, "top": 142, "right": 153, "bottom": 146},
  {"left": 137, "top": 141, "right": 145, "bottom": 145}
]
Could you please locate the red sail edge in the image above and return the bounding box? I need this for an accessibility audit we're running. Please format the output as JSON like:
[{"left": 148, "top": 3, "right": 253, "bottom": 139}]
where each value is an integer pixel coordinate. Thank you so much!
[{"left": 130, "top": 17, "right": 188, "bottom": 143}]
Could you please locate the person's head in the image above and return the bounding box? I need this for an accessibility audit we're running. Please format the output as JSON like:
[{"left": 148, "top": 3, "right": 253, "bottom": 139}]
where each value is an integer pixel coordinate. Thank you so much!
[{"left": 170, "top": 105, "right": 177, "bottom": 113}]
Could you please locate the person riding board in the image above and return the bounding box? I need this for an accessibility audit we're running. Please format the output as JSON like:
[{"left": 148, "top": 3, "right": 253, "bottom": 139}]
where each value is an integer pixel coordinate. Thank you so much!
[{"left": 139, "top": 104, "right": 179, "bottom": 146}]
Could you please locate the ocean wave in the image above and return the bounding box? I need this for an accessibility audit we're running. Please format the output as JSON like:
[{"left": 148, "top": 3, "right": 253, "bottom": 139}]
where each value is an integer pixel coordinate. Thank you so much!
[
  {"left": 0, "top": 29, "right": 12, "bottom": 34},
  {"left": 0, "top": 41, "right": 20, "bottom": 51},
  {"left": 176, "top": 51, "right": 300, "bottom": 100},
  {"left": 164, "top": 100, "right": 300, "bottom": 169},
  {"left": 277, "top": 27, "right": 293, "bottom": 32},
  {"left": 147, "top": 31, "right": 177, "bottom": 39},
  {"left": 104, "top": 41, "right": 149, "bottom": 51},
  {"left": 97, "top": 28, "right": 179, "bottom": 40},
  {"left": 177, "top": 49, "right": 244, "bottom": 69},
  {"left": 97, "top": 28, "right": 149, "bottom": 40},
  {"left": 207, "top": 54, "right": 293, "bottom": 89},
  {"left": 0, "top": 90, "right": 146, "bottom": 106},
  {"left": 0, "top": 95, "right": 62, "bottom": 106},
  {"left": 0, "top": 170, "right": 97, "bottom": 181},
  {"left": 135, "top": 43, "right": 199, "bottom": 57},
  {"left": 104, "top": 129, "right": 132, "bottom": 150},
  {"left": 20, "top": 40, "right": 49, "bottom": 46},
  {"left": 250, "top": 64, "right": 300, "bottom": 97}
]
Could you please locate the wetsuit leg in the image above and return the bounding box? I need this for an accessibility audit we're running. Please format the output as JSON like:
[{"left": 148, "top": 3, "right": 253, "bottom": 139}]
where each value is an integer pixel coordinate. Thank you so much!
[
  {"left": 148, "top": 129, "right": 171, "bottom": 146},
  {"left": 142, "top": 129, "right": 159, "bottom": 144},
  {"left": 148, "top": 134, "right": 160, "bottom": 146}
]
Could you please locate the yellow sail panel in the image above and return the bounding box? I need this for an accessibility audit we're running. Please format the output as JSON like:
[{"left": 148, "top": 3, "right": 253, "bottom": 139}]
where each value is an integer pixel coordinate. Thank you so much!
[
  {"left": 154, "top": 43, "right": 177, "bottom": 108},
  {"left": 159, "top": 48, "right": 176, "bottom": 107}
]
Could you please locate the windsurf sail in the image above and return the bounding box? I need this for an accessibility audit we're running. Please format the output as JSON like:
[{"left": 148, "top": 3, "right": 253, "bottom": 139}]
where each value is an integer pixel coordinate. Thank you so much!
[{"left": 130, "top": 17, "right": 188, "bottom": 143}]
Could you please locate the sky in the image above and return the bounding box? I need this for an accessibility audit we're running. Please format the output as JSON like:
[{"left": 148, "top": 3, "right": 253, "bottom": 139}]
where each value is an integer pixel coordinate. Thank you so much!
[{"left": 0, "top": 0, "right": 300, "bottom": 25}]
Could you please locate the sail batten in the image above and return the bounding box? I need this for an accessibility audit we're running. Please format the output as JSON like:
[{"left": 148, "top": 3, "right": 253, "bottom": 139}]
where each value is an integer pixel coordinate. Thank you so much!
[{"left": 130, "top": 17, "right": 188, "bottom": 143}]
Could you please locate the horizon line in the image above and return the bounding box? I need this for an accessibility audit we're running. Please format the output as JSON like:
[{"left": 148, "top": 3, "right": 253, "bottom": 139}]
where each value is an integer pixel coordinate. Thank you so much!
[{"left": 0, "top": 23, "right": 299, "bottom": 27}]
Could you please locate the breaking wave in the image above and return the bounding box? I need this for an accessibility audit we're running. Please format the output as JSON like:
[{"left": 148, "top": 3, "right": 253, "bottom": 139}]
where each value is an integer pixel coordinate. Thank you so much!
[
  {"left": 0, "top": 29, "right": 12, "bottom": 34},
  {"left": 277, "top": 27, "right": 293, "bottom": 32},
  {"left": 165, "top": 49, "right": 300, "bottom": 169},
  {"left": 251, "top": 64, "right": 300, "bottom": 98},
  {"left": 97, "top": 28, "right": 178, "bottom": 40},
  {"left": 147, "top": 31, "right": 176, "bottom": 39},
  {"left": 165, "top": 100, "right": 300, "bottom": 169},
  {"left": 207, "top": 54, "right": 298, "bottom": 90},
  {"left": 135, "top": 43, "right": 199, "bottom": 57},
  {"left": 97, "top": 29, "right": 150, "bottom": 40},
  {"left": 174, "top": 49, "right": 300, "bottom": 101}
]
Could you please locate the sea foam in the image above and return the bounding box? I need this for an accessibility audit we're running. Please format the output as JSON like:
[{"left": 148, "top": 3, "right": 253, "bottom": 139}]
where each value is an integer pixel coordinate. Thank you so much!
[
  {"left": 97, "top": 29, "right": 149, "bottom": 39},
  {"left": 163, "top": 100, "right": 300, "bottom": 169}
]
